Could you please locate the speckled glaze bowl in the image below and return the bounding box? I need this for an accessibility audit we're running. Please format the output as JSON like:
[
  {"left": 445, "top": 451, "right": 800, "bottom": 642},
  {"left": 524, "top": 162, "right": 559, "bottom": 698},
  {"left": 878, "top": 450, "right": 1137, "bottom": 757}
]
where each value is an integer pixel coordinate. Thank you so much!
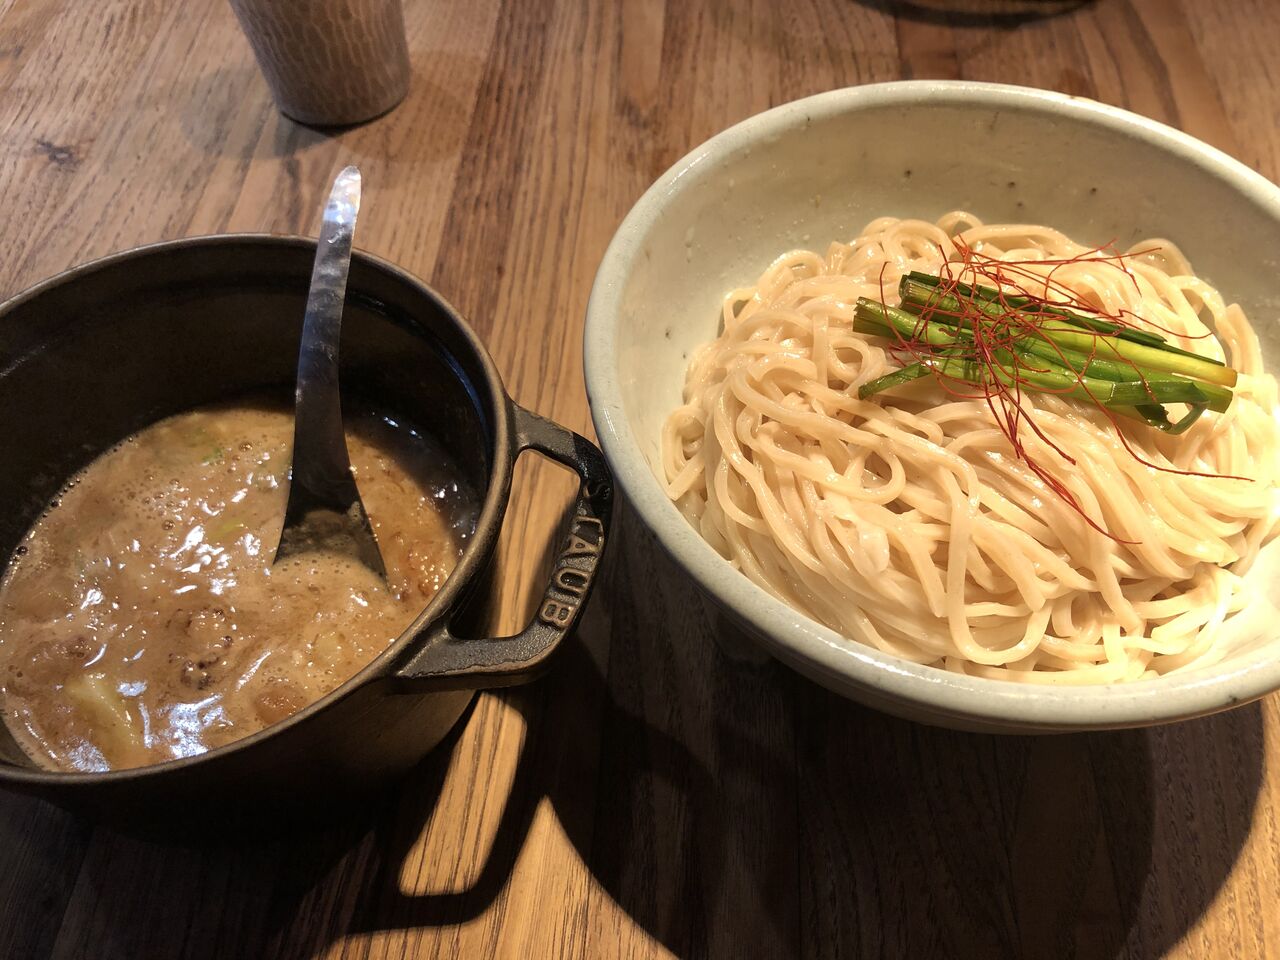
[{"left": 583, "top": 81, "right": 1280, "bottom": 733}]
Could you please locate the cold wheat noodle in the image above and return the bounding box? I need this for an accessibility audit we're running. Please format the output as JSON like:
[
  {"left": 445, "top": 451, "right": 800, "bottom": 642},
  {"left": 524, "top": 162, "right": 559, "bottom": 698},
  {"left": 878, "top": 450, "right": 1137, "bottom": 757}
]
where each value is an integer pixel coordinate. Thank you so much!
[{"left": 662, "top": 213, "right": 1280, "bottom": 683}]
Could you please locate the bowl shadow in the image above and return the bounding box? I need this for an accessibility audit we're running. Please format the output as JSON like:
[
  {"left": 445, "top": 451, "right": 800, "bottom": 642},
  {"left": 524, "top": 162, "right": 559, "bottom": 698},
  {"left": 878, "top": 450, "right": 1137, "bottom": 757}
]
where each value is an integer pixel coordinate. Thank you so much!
[{"left": 531, "top": 498, "right": 1267, "bottom": 958}]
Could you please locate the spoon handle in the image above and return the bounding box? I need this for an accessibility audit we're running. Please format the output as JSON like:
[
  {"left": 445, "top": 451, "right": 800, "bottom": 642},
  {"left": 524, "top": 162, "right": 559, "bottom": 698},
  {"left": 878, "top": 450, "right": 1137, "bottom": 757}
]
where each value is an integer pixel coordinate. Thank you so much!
[{"left": 290, "top": 165, "right": 362, "bottom": 509}]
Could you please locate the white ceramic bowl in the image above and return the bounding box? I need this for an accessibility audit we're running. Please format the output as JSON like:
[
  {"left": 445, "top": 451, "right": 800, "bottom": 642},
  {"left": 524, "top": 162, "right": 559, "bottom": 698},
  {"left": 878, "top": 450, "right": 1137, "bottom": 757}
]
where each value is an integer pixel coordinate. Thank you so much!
[{"left": 584, "top": 81, "right": 1280, "bottom": 732}]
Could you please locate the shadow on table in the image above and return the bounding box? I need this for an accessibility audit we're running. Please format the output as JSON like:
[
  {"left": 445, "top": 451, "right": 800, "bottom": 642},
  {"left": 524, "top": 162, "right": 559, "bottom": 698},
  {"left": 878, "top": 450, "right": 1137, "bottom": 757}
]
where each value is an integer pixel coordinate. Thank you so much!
[
  {"left": 523, "top": 503, "right": 1267, "bottom": 958},
  {"left": 849, "top": 0, "right": 1094, "bottom": 28},
  {"left": 22, "top": 705, "right": 499, "bottom": 959},
  {"left": 23, "top": 500, "right": 1266, "bottom": 960},
  {"left": 172, "top": 53, "right": 481, "bottom": 162}
]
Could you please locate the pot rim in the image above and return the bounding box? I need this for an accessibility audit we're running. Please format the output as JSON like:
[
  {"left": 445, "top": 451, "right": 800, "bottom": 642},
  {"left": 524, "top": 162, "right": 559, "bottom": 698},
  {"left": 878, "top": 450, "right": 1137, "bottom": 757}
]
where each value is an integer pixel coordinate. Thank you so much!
[{"left": 0, "top": 233, "right": 514, "bottom": 785}]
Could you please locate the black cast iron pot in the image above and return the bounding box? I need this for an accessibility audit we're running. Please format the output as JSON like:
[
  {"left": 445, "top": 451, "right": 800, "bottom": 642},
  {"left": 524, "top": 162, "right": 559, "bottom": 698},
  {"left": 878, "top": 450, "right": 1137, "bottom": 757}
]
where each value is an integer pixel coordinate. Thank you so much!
[{"left": 0, "top": 235, "right": 612, "bottom": 828}]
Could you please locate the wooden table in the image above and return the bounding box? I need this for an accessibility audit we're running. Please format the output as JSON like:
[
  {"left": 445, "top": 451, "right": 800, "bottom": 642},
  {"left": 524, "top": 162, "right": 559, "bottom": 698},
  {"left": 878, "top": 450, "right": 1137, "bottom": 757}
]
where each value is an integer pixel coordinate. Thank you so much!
[{"left": 1, "top": 0, "right": 1278, "bottom": 956}]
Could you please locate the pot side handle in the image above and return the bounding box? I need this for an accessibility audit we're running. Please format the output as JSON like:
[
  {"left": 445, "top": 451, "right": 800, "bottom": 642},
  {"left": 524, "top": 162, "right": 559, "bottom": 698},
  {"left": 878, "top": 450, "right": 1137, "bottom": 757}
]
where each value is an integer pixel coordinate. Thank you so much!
[{"left": 393, "top": 405, "right": 613, "bottom": 690}]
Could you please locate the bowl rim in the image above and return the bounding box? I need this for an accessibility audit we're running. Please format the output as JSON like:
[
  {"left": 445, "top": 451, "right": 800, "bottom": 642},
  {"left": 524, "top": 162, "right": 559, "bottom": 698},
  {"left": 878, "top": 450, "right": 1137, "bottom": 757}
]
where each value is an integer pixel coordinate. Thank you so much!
[
  {"left": 0, "top": 233, "right": 514, "bottom": 782},
  {"left": 583, "top": 79, "right": 1280, "bottom": 730}
]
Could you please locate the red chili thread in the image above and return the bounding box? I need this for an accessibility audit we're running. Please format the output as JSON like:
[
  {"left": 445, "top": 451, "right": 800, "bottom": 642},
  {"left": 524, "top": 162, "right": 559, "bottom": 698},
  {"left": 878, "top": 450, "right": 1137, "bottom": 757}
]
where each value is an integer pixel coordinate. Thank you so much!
[{"left": 872, "top": 240, "right": 1240, "bottom": 542}]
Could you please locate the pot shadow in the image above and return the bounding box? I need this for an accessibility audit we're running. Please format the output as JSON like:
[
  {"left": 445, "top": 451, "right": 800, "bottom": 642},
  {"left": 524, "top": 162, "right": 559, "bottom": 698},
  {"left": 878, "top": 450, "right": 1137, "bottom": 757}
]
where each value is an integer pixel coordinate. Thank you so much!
[
  {"left": 13, "top": 499, "right": 1268, "bottom": 959},
  {"left": 24, "top": 697, "right": 524, "bottom": 960},
  {"left": 0, "top": 791, "right": 94, "bottom": 960},
  {"left": 849, "top": 0, "right": 1094, "bottom": 28}
]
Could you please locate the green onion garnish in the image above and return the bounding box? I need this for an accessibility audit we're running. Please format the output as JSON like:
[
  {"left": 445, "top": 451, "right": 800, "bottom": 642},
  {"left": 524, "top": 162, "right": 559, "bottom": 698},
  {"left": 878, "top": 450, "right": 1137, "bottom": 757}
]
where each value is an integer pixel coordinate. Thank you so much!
[{"left": 851, "top": 272, "right": 1237, "bottom": 432}]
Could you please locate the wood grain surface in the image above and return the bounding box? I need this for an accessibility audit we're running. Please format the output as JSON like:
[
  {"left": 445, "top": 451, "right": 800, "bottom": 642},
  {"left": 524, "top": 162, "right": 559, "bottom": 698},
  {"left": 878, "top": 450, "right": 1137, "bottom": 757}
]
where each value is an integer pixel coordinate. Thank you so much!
[{"left": 1, "top": 0, "right": 1279, "bottom": 957}]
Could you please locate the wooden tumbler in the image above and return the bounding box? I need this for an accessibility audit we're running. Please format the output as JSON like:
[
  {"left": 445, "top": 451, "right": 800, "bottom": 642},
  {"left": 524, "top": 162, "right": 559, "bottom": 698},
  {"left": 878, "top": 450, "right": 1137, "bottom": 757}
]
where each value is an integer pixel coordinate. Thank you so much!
[{"left": 228, "top": 0, "right": 410, "bottom": 127}]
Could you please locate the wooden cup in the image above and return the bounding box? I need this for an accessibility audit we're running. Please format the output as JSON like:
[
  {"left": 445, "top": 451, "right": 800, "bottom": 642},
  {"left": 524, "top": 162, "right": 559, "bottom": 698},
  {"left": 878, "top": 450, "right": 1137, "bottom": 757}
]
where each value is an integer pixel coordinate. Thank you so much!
[{"left": 228, "top": 0, "right": 411, "bottom": 127}]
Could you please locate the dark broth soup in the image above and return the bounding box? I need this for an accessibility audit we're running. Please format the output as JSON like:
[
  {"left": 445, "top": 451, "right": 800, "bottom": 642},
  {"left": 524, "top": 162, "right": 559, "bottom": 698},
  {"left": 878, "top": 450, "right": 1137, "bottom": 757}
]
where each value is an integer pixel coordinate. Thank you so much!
[{"left": 0, "top": 403, "right": 477, "bottom": 772}]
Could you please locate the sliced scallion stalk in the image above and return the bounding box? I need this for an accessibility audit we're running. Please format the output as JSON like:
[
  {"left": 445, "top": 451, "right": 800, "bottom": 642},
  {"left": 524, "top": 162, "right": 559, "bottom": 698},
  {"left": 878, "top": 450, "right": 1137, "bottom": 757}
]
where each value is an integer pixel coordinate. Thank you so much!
[
  {"left": 857, "top": 364, "right": 931, "bottom": 399},
  {"left": 902, "top": 271, "right": 1175, "bottom": 350},
  {"left": 897, "top": 282, "right": 1237, "bottom": 387}
]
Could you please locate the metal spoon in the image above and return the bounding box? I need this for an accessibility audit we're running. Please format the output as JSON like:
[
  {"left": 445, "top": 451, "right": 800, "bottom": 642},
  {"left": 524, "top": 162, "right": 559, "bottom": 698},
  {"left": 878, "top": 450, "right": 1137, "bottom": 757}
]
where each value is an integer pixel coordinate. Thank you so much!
[{"left": 273, "top": 165, "right": 387, "bottom": 580}]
